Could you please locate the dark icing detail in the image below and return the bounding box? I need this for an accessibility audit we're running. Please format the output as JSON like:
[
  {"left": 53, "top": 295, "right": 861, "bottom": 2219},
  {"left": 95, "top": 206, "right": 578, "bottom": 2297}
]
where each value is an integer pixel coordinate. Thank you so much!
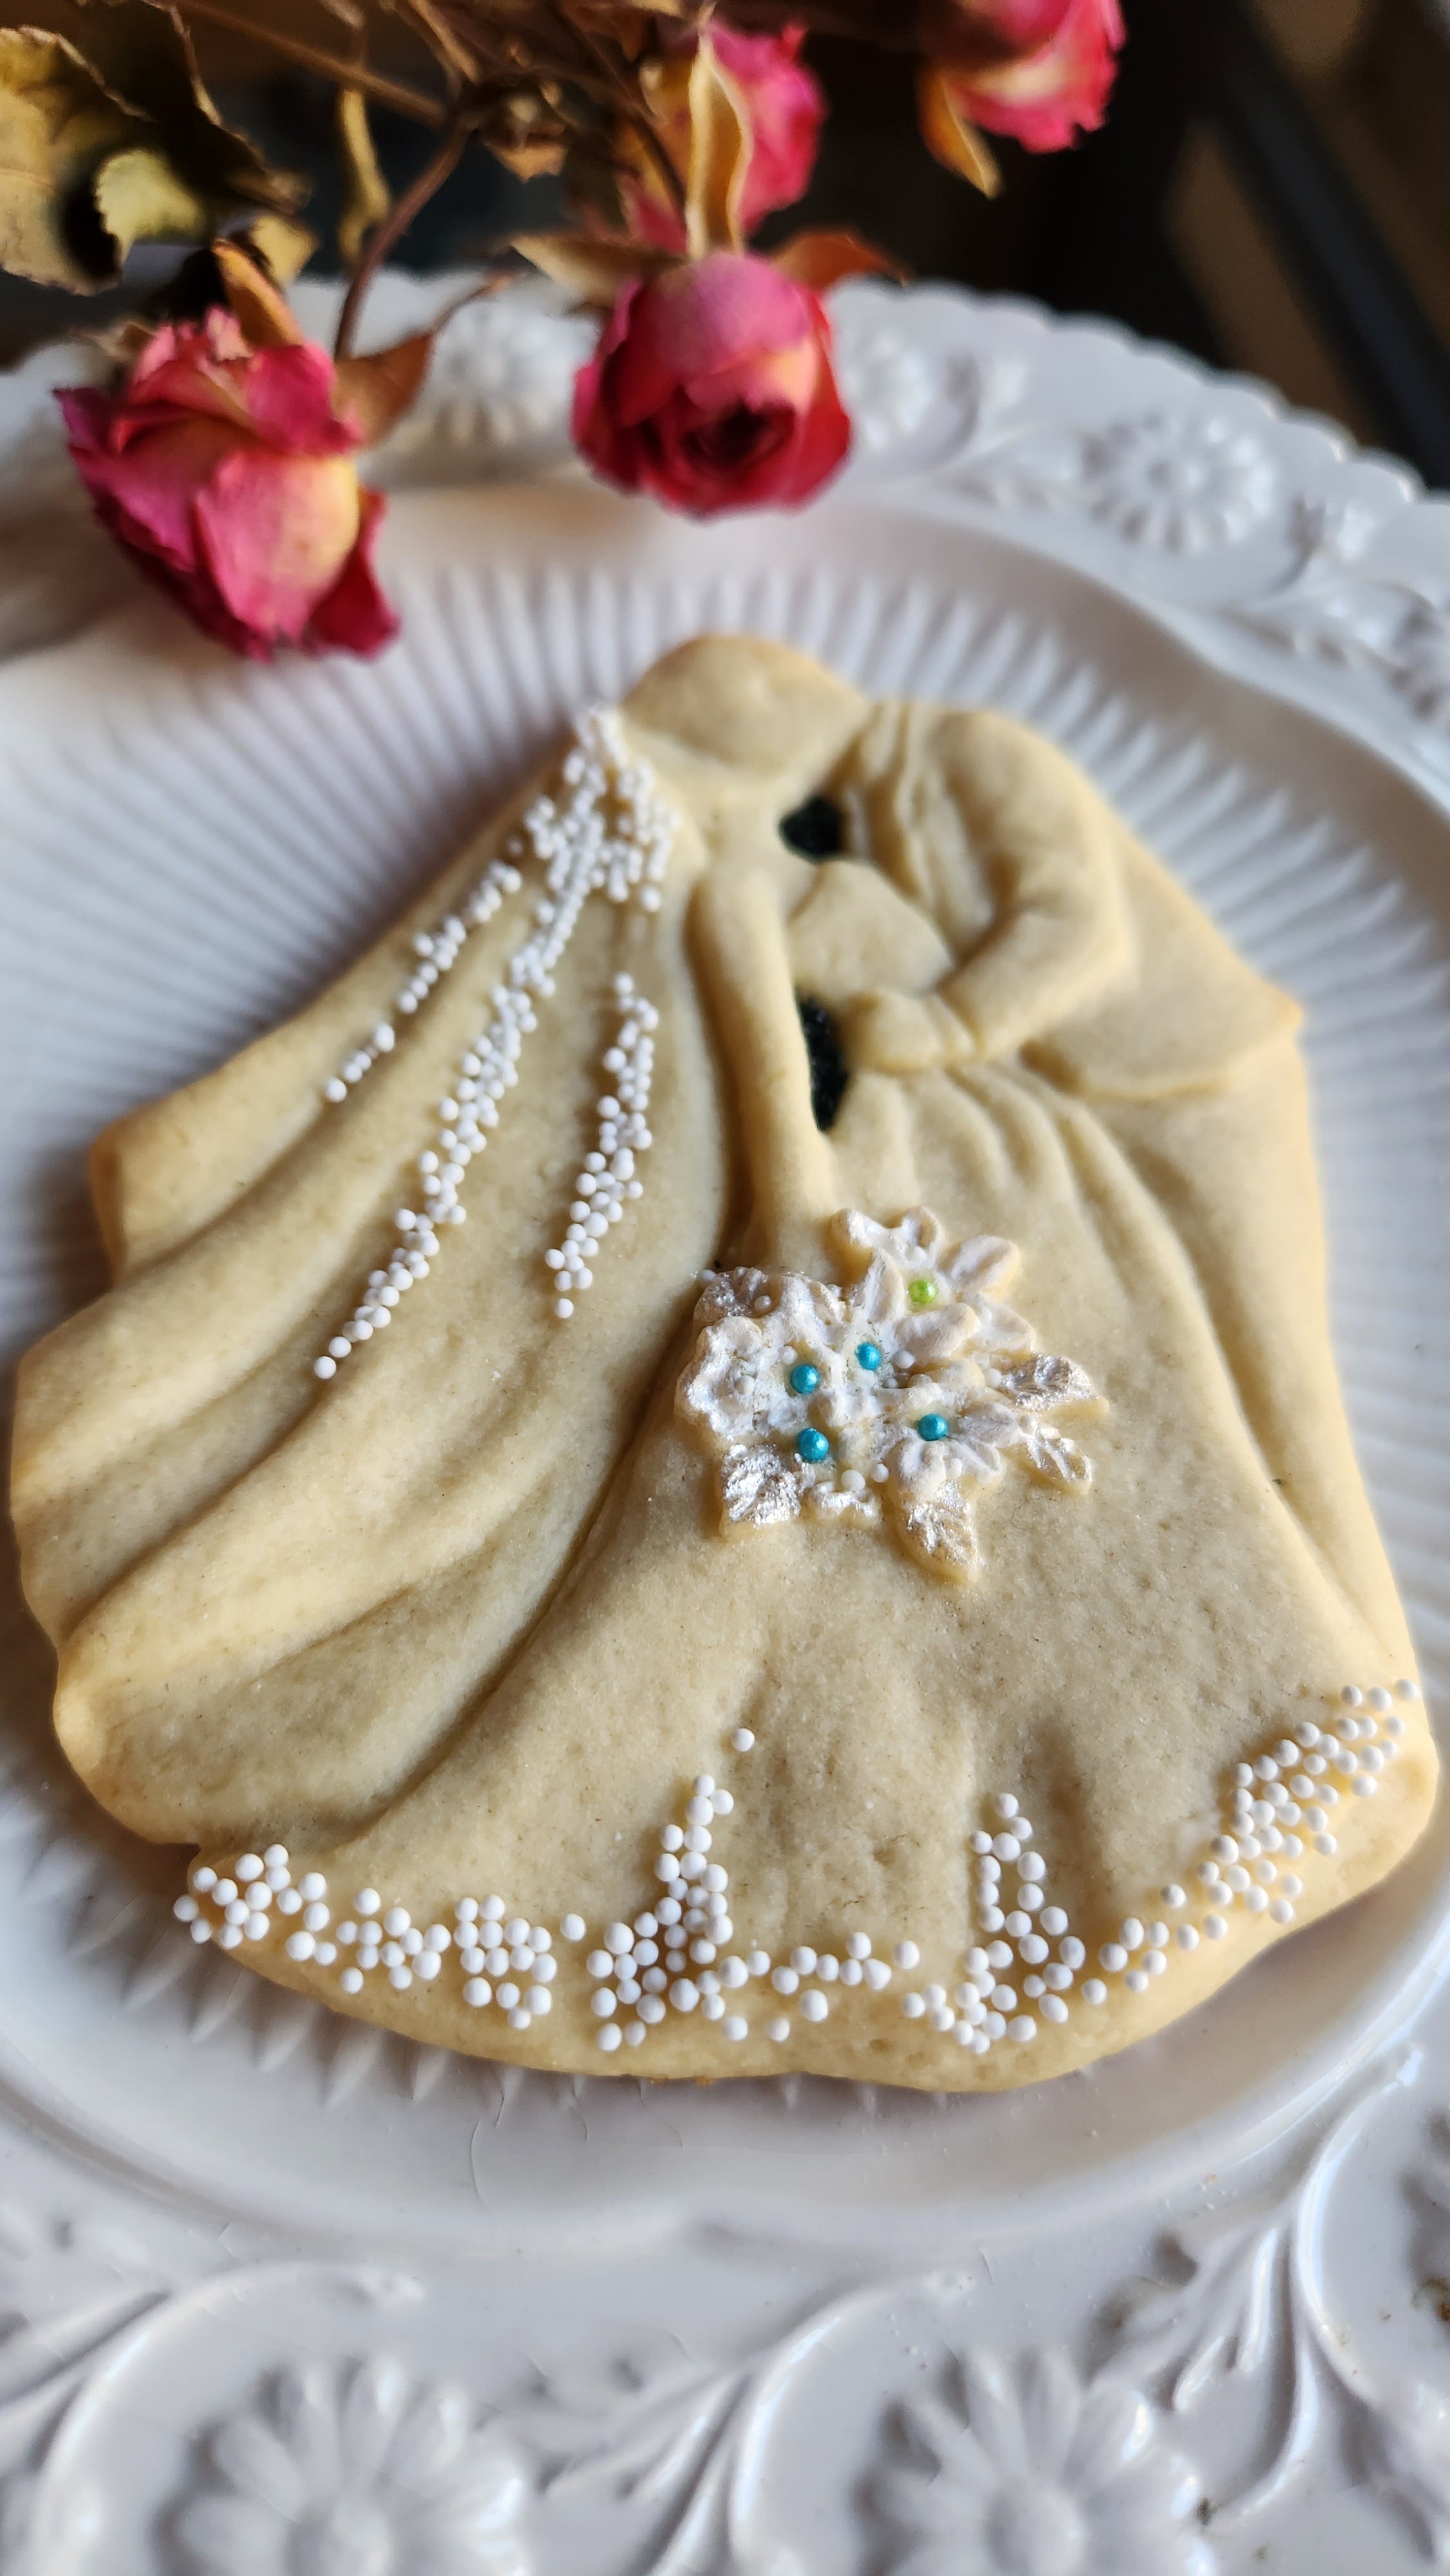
[
  {"left": 797, "top": 994, "right": 849, "bottom": 1132},
  {"left": 780, "top": 794, "right": 843, "bottom": 860}
]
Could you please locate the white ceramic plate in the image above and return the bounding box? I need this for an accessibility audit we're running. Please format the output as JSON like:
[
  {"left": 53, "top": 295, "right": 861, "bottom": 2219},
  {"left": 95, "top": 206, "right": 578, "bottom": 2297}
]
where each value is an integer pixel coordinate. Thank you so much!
[{"left": 1, "top": 477, "right": 1448, "bottom": 2265}]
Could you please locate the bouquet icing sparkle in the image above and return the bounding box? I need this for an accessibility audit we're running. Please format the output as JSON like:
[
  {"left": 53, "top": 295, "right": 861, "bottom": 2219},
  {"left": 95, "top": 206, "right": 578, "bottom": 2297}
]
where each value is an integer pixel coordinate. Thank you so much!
[{"left": 0, "top": 0, "right": 1124, "bottom": 659}]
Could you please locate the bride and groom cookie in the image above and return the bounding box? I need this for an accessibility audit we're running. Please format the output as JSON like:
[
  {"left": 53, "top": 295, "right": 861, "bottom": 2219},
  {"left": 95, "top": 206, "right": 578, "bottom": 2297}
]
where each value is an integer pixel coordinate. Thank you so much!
[{"left": 11, "top": 636, "right": 1434, "bottom": 2088}]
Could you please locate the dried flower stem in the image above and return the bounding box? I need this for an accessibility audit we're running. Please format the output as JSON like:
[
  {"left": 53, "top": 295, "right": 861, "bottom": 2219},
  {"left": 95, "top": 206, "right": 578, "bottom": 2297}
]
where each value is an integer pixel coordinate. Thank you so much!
[
  {"left": 334, "top": 122, "right": 469, "bottom": 360},
  {"left": 543, "top": 6, "right": 688, "bottom": 220},
  {"left": 621, "top": 108, "right": 688, "bottom": 222},
  {"left": 174, "top": 0, "right": 450, "bottom": 128}
]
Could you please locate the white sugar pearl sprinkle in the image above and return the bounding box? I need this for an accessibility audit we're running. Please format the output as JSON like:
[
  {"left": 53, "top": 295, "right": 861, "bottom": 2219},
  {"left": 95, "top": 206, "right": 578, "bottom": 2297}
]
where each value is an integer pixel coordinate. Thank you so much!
[{"left": 203, "top": 1698, "right": 1370, "bottom": 2063}]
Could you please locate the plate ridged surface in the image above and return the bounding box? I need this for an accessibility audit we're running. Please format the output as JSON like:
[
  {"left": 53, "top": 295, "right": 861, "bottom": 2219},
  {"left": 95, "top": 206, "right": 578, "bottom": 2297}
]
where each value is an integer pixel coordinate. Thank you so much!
[{"left": 1, "top": 486, "right": 1447, "bottom": 2249}]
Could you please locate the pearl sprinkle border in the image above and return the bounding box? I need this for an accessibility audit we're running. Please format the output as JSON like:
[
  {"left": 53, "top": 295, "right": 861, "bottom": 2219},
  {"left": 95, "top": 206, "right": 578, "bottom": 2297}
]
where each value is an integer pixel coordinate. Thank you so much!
[
  {"left": 312, "top": 708, "right": 675, "bottom": 1381},
  {"left": 895, "top": 1675, "right": 1422, "bottom": 2051},
  {"left": 543, "top": 976, "right": 657, "bottom": 1320},
  {"left": 175, "top": 1679, "right": 1420, "bottom": 2064},
  {"left": 321, "top": 856, "right": 525, "bottom": 1107}
]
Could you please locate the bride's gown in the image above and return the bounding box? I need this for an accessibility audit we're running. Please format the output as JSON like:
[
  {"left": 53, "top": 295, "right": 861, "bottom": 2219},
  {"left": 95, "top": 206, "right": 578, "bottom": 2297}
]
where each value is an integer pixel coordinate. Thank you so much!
[{"left": 12, "top": 638, "right": 1431, "bottom": 2088}]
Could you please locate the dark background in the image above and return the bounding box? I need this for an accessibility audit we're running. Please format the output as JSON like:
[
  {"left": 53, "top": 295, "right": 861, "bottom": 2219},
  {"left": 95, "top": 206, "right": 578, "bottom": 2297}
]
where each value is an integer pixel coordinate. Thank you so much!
[{"left": 3, "top": 0, "right": 1449, "bottom": 486}]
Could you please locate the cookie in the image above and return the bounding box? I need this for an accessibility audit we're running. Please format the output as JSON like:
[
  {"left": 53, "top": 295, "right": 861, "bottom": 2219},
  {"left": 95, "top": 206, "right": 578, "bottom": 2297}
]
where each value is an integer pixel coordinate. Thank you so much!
[{"left": 11, "top": 635, "right": 1435, "bottom": 2089}]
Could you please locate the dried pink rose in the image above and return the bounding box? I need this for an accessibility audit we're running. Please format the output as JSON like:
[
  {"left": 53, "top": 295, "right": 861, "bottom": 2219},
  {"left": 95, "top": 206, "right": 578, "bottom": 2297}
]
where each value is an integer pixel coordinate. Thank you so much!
[
  {"left": 572, "top": 249, "right": 851, "bottom": 518},
  {"left": 623, "top": 25, "right": 826, "bottom": 249},
  {"left": 932, "top": 0, "right": 1125, "bottom": 152},
  {"left": 59, "top": 306, "right": 397, "bottom": 662}
]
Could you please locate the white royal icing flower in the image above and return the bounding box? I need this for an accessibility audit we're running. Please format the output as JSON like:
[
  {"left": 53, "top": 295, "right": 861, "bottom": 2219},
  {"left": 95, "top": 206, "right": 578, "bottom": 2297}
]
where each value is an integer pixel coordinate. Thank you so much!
[{"left": 676, "top": 1208, "right": 1102, "bottom": 1584}]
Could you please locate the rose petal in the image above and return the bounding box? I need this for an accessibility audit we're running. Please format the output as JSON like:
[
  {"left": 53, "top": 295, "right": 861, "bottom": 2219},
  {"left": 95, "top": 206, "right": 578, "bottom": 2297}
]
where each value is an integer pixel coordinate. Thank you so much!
[
  {"left": 940, "top": 0, "right": 1125, "bottom": 151},
  {"left": 194, "top": 448, "right": 361, "bottom": 645},
  {"left": 305, "top": 488, "right": 399, "bottom": 657}
]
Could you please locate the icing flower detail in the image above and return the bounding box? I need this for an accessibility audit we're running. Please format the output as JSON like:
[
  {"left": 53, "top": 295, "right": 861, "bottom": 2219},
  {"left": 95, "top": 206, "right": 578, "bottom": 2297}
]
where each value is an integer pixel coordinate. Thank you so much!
[
  {"left": 720, "top": 1443, "right": 809, "bottom": 1528},
  {"left": 681, "top": 1312, "right": 792, "bottom": 1446},
  {"left": 887, "top": 1402, "right": 1019, "bottom": 1494},
  {"left": 838, "top": 1207, "right": 1035, "bottom": 1362},
  {"left": 676, "top": 1208, "right": 1102, "bottom": 1580}
]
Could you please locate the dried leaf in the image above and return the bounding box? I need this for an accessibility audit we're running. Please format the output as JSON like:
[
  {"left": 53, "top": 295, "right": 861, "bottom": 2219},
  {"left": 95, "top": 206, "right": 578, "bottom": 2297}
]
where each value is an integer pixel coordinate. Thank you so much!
[
  {"left": 334, "top": 332, "right": 433, "bottom": 446},
  {"left": 771, "top": 226, "right": 905, "bottom": 292},
  {"left": 513, "top": 228, "right": 675, "bottom": 305},
  {"left": 684, "top": 30, "right": 749, "bottom": 258},
  {"left": 335, "top": 86, "right": 389, "bottom": 270},
  {"left": 91, "top": 141, "right": 205, "bottom": 257},
  {"left": 917, "top": 65, "right": 1002, "bottom": 196},
  {"left": 480, "top": 84, "right": 570, "bottom": 182},
  {"left": 0, "top": 28, "right": 141, "bottom": 288},
  {"left": 238, "top": 213, "right": 316, "bottom": 286},
  {"left": 66, "top": 3, "right": 303, "bottom": 224},
  {"left": 0, "top": 6, "right": 303, "bottom": 293},
  {"left": 212, "top": 236, "right": 304, "bottom": 347}
]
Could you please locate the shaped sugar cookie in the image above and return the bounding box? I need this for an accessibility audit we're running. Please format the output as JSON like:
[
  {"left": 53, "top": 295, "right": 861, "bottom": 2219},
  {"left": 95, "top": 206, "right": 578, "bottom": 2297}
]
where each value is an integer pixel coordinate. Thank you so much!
[{"left": 11, "top": 635, "right": 1436, "bottom": 2092}]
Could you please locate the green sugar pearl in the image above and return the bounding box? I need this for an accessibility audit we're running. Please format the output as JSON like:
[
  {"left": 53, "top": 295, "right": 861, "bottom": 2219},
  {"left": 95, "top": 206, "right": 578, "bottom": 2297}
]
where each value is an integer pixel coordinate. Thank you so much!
[
  {"left": 916, "top": 1412, "right": 950, "bottom": 1443},
  {"left": 908, "top": 1277, "right": 939, "bottom": 1308}
]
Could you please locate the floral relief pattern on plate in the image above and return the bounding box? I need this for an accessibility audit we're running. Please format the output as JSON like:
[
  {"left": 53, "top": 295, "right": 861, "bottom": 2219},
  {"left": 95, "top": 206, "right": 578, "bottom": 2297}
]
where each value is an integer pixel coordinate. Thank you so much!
[
  {"left": 871, "top": 2347, "right": 1214, "bottom": 2576},
  {"left": 177, "top": 2356, "right": 530, "bottom": 2576}
]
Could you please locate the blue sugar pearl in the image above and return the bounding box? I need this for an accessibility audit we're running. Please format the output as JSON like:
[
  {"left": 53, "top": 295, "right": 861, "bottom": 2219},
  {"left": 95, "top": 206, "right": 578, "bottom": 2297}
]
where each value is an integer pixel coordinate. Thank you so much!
[
  {"left": 796, "top": 1427, "right": 830, "bottom": 1464},
  {"left": 855, "top": 1341, "right": 882, "bottom": 1372},
  {"left": 917, "top": 1412, "right": 950, "bottom": 1443},
  {"left": 789, "top": 1361, "right": 821, "bottom": 1396}
]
